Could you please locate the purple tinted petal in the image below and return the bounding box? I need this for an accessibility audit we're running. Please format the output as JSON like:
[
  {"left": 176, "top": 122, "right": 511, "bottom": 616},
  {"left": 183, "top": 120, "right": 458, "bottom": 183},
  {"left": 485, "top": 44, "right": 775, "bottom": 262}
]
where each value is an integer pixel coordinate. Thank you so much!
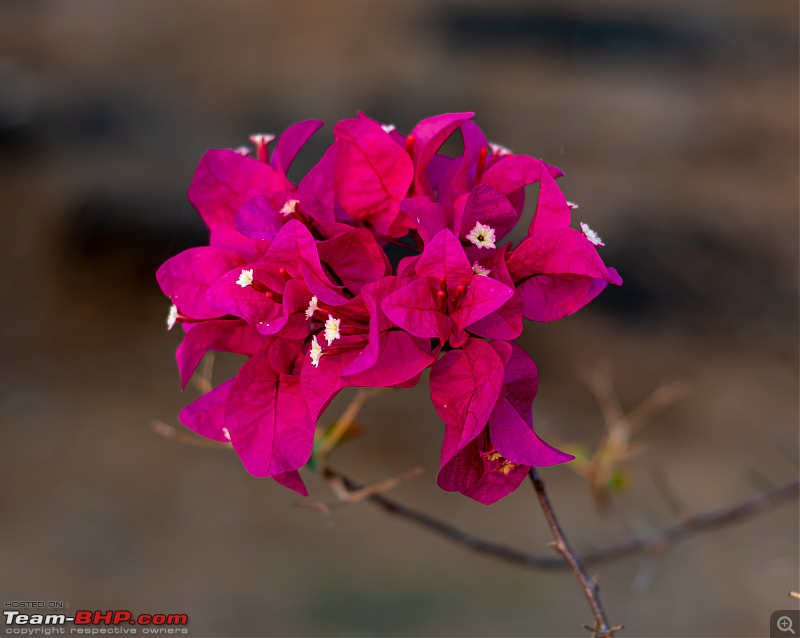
[
  {"left": 318, "top": 228, "right": 390, "bottom": 295},
  {"left": 430, "top": 338, "right": 505, "bottom": 466},
  {"left": 188, "top": 149, "right": 291, "bottom": 253},
  {"left": 273, "top": 470, "right": 308, "bottom": 496},
  {"left": 297, "top": 144, "right": 338, "bottom": 226},
  {"left": 411, "top": 112, "right": 474, "bottom": 196},
  {"left": 516, "top": 274, "right": 609, "bottom": 322},
  {"left": 437, "top": 438, "right": 528, "bottom": 505},
  {"left": 178, "top": 380, "right": 234, "bottom": 442},
  {"left": 457, "top": 184, "right": 519, "bottom": 242},
  {"left": 156, "top": 247, "right": 247, "bottom": 319},
  {"left": 234, "top": 195, "right": 284, "bottom": 241},
  {"left": 271, "top": 120, "right": 324, "bottom": 176},
  {"left": 494, "top": 342, "right": 537, "bottom": 427},
  {"left": 448, "top": 119, "right": 488, "bottom": 200},
  {"left": 400, "top": 197, "right": 451, "bottom": 245},
  {"left": 489, "top": 397, "right": 573, "bottom": 466}
]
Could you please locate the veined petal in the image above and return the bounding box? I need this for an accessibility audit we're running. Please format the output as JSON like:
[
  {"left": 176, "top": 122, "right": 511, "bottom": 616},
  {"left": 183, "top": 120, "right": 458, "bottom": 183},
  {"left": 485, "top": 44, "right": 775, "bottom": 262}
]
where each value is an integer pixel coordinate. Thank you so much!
[
  {"left": 430, "top": 338, "right": 505, "bottom": 467},
  {"left": 225, "top": 350, "right": 314, "bottom": 477}
]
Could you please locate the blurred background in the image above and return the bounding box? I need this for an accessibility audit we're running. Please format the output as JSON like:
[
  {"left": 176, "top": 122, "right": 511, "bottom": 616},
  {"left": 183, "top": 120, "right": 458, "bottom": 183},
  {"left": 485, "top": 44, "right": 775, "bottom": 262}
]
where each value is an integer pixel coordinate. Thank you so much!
[{"left": 1, "top": 1, "right": 797, "bottom": 636}]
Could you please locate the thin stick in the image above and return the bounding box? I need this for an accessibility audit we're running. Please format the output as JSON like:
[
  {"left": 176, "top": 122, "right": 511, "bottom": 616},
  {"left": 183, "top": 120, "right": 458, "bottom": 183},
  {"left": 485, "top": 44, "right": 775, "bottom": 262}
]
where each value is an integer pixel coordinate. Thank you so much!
[
  {"left": 326, "top": 465, "right": 798, "bottom": 572},
  {"left": 529, "top": 468, "right": 618, "bottom": 637}
]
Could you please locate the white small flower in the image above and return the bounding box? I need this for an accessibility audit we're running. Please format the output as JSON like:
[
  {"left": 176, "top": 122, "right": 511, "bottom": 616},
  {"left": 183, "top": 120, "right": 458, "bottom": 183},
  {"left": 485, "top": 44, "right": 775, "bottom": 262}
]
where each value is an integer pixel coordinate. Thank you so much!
[
  {"left": 466, "top": 221, "right": 497, "bottom": 249},
  {"left": 381, "top": 123, "right": 396, "bottom": 134},
  {"left": 580, "top": 222, "right": 605, "bottom": 247},
  {"left": 280, "top": 198, "right": 300, "bottom": 216},
  {"left": 166, "top": 304, "right": 179, "bottom": 331},
  {"left": 232, "top": 146, "right": 252, "bottom": 156},
  {"left": 488, "top": 142, "right": 512, "bottom": 156},
  {"left": 567, "top": 201, "right": 580, "bottom": 210},
  {"left": 472, "top": 261, "right": 491, "bottom": 277},
  {"left": 309, "top": 335, "right": 323, "bottom": 368},
  {"left": 248, "top": 133, "right": 275, "bottom": 146},
  {"left": 236, "top": 269, "right": 254, "bottom": 288},
  {"left": 324, "top": 314, "right": 341, "bottom": 346},
  {"left": 305, "top": 295, "right": 318, "bottom": 320},
  {"left": 221, "top": 427, "right": 231, "bottom": 441}
]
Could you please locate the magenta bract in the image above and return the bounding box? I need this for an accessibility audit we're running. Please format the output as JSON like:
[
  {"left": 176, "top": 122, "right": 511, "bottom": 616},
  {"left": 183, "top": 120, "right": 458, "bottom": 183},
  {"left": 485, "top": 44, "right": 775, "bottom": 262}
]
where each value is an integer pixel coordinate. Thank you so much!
[{"left": 161, "top": 113, "right": 621, "bottom": 503}]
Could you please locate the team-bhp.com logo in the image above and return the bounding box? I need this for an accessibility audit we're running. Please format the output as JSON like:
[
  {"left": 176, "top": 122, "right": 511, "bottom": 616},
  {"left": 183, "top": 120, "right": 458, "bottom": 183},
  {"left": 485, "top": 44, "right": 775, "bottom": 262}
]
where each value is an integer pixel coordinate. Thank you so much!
[{"left": 4, "top": 610, "right": 188, "bottom": 634}]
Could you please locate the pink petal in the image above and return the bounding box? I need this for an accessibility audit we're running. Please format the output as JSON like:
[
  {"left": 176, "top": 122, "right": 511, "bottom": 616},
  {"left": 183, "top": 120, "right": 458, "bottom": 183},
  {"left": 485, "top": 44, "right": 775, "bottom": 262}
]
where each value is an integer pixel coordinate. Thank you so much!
[
  {"left": 489, "top": 397, "right": 573, "bottom": 466},
  {"left": 178, "top": 380, "right": 234, "bottom": 442},
  {"left": 430, "top": 338, "right": 505, "bottom": 466},
  {"left": 381, "top": 277, "right": 448, "bottom": 340},
  {"left": 450, "top": 274, "right": 514, "bottom": 333},
  {"left": 411, "top": 112, "right": 474, "bottom": 196},
  {"left": 297, "top": 144, "right": 338, "bottom": 227},
  {"left": 507, "top": 228, "right": 619, "bottom": 282},
  {"left": 225, "top": 351, "right": 314, "bottom": 477},
  {"left": 527, "top": 163, "right": 571, "bottom": 234},
  {"left": 177, "top": 320, "right": 265, "bottom": 389},
  {"left": 400, "top": 197, "right": 451, "bottom": 245},
  {"left": 456, "top": 184, "right": 519, "bottom": 242},
  {"left": 415, "top": 229, "right": 473, "bottom": 291},
  {"left": 436, "top": 437, "right": 529, "bottom": 505},
  {"left": 188, "top": 149, "right": 291, "bottom": 254},
  {"left": 273, "top": 470, "right": 308, "bottom": 496},
  {"left": 234, "top": 195, "right": 284, "bottom": 241},
  {"left": 156, "top": 247, "right": 247, "bottom": 319},
  {"left": 334, "top": 117, "right": 413, "bottom": 235},
  {"left": 318, "top": 228, "right": 390, "bottom": 295},
  {"left": 271, "top": 120, "right": 324, "bottom": 176},
  {"left": 516, "top": 274, "right": 609, "bottom": 322}
]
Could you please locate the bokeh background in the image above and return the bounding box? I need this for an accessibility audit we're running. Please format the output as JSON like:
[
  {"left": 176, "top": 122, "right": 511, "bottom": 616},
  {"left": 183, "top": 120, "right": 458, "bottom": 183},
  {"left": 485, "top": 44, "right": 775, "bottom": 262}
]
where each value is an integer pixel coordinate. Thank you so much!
[{"left": 1, "top": 1, "right": 797, "bottom": 636}]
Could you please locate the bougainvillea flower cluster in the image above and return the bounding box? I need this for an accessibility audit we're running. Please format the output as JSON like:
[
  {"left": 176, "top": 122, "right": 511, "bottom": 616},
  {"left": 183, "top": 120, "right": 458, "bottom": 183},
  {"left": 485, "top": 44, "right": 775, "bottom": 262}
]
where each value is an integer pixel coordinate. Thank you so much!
[{"left": 157, "top": 113, "right": 621, "bottom": 505}]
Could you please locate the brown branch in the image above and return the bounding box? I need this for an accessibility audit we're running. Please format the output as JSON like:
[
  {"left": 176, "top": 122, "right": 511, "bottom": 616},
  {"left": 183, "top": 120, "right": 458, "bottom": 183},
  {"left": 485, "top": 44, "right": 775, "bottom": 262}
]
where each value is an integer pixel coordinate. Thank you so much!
[
  {"left": 579, "top": 478, "right": 799, "bottom": 565},
  {"left": 529, "top": 468, "right": 619, "bottom": 637},
  {"left": 326, "top": 465, "right": 799, "bottom": 573}
]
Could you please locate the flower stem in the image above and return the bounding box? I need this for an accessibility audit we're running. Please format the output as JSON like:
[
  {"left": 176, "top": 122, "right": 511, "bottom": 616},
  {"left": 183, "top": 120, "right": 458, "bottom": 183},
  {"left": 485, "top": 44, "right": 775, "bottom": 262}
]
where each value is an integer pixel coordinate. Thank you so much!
[{"left": 528, "top": 468, "right": 620, "bottom": 637}]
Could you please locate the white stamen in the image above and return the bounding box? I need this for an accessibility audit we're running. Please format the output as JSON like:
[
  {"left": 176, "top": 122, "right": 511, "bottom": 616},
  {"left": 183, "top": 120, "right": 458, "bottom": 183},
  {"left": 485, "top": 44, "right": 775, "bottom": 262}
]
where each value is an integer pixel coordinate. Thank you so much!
[
  {"left": 381, "top": 123, "right": 396, "bottom": 134},
  {"left": 567, "top": 201, "right": 579, "bottom": 210},
  {"left": 233, "top": 146, "right": 252, "bottom": 156},
  {"left": 580, "top": 222, "right": 605, "bottom": 247},
  {"left": 166, "top": 304, "right": 178, "bottom": 331},
  {"left": 472, "top": 261, "right": 491, "bottom": 277},
  {"left": 280, "top": 198, "right": 300, "bottom": 216},
  {"left": 236, "top": 269, "right": 254, "bottom": 288},
  {"left": 248, "top": 133, "right": 275, "bottom": 146},
  {"left": 305, "top": 295, "right": 318, "bottom": 320},
  {"left": 221, "top": 427, "right": 231, "bottom": 441},
  {"left": 488, "top": 142, "right": 512, "bottom": 156},
  {"left": 466, "top": 221, "right": 497, "bottom": 249},
  {"left": 324, "top": 314, "right": 341, "bottom": 346},
  {"left": 309, "top": 335, "right": 323, "bottom": 368}
]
